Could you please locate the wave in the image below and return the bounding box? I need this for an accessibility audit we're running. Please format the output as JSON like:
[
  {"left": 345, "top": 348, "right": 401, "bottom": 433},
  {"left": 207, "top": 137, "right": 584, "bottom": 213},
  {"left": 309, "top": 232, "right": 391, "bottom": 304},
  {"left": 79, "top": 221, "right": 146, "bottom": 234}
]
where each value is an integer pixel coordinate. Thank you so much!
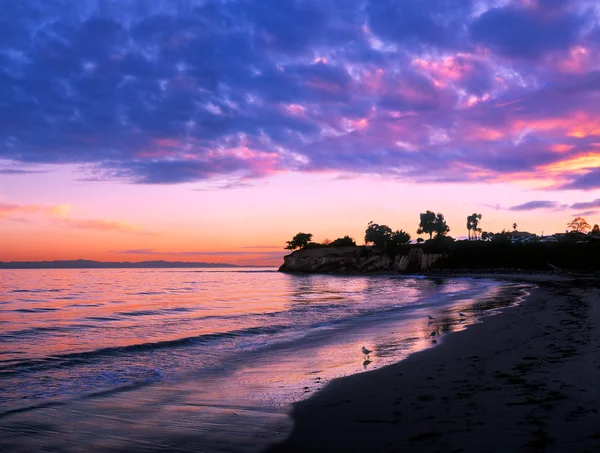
[
  {"left": 13, "top": 307, "right": 59, "bottom": 313},
  {"left": 0, "top": 326, "right": 70, "bottom": 339},
  {"left": 11, "top": 288, "right": 63, "bottom": 293},
  {"left": 118, "top": 309, "right": 162, "bottom": 316},
  {"left": 83, "top": 316, "right": 122, "bottom": 322},
  {"left": 0, "top": 324, "right": 288, "bottom": 377}
]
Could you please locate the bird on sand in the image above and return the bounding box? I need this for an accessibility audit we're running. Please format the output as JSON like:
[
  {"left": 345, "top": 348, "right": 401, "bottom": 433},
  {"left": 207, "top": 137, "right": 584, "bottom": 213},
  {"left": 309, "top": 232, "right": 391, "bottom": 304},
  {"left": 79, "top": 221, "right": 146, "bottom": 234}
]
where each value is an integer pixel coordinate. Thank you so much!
[
  {"left": 362, "top": 346, "right": 372, "bottom": 356},
  {"left": 459, "top": 312, "right": 467, "bottom": 317}
]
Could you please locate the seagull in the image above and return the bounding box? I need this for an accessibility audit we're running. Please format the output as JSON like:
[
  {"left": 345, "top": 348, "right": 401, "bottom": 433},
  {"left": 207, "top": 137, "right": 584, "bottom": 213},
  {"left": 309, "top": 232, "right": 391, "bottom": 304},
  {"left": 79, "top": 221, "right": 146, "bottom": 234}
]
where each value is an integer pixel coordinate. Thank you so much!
[{"left": 362, "top": 346, "right": 372, "bottom": 356}]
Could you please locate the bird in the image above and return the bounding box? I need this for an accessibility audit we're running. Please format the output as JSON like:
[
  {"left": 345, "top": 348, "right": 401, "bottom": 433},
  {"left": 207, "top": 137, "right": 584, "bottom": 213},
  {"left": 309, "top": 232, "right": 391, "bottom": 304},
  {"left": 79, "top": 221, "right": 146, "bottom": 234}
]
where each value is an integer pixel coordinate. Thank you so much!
[
  {"left": 427, "top": 315, "right": 435, "bottom": 320},
  {"left": 459, "top": 312, "right": 467, "bottom": 318},
  {"left": 362, "top": 346, "right": 372, "bottom": 356},
  {"left": 430, "top": 329, "right": 438, "bottom": 337}
]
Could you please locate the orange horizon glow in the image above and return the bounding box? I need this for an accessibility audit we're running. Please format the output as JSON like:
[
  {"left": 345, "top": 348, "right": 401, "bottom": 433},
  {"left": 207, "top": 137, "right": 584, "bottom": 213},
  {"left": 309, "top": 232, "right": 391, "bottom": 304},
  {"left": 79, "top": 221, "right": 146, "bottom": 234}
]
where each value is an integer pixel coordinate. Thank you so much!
[{"left": 3, "top": 171, "right": 600, "bottom": 265}]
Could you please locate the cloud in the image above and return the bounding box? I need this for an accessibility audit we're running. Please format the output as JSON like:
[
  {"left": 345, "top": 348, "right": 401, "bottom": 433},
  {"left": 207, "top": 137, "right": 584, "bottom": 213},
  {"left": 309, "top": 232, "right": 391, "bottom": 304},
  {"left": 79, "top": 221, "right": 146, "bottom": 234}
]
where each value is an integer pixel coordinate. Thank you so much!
[
  {"left": 366, "top": 0, "right": 473, "bottom": 49},
  {"left": 111, "top": 249, "right": 285, "bottom": 258},
  {"left": 470, "top": 4, "right": 585, "bottom": 60},
  {"left": 0, "top": 0, "right": 599, "bottom": 189},
  {"left": 0, "top": 169, "right": 46, "bottom": 174},
  {"left": 508, "top": 200, "right": 566, "bottom": 211},
  {"left": 0, "top": 202, "right": 62, "bottom": 219},
  {"left": 559, "top": 168, "right": 600, "bottom": 190},
  {"left": 0, "top": 201, "right": 144, "bottom": 233},
  {"left": 573, "top": 210, "right": 599, "bottom": 217},
  {"left": 570, "top": 198, "right": 600, "bottom": 210},
  {"left": 59, "top": 218, "right": 139, "bottom": 233}
]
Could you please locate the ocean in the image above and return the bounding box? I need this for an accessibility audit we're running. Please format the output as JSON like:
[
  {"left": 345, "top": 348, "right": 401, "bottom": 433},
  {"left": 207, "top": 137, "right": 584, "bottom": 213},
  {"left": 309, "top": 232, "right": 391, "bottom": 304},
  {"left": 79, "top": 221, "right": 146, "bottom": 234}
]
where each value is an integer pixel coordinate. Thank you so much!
[{"left": 0, "top": 268, "right": 528, "bottom": 452}]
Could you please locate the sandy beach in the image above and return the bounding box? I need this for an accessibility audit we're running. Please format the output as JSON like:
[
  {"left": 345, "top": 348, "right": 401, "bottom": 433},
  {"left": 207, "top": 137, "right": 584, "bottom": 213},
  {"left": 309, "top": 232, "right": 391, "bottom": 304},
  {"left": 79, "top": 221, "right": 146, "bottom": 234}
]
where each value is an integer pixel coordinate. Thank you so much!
[{"left": 266, "top": 275, "right": 600, "bottom": 452}]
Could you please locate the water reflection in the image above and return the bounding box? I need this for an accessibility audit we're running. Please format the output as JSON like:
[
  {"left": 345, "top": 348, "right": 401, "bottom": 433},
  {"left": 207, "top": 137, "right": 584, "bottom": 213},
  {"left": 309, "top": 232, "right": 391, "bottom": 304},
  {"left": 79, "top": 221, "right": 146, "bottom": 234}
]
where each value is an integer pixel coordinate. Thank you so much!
[{"left": 0, "top": 270, "right": 530, "bottom": 452}]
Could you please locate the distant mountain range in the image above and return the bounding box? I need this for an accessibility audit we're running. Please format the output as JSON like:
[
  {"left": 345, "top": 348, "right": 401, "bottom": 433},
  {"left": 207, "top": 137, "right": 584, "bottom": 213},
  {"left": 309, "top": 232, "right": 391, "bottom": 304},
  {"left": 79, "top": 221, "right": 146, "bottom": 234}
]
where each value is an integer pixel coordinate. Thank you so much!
[{"left": 0, "top": 260, "right": 243, "bottom": 269}]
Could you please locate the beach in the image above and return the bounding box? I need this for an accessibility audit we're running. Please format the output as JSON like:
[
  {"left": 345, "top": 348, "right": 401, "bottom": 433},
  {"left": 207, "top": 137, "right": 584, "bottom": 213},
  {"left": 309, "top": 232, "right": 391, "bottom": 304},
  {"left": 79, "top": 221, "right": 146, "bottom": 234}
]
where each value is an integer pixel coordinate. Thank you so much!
[{"left": 267, "top": 275, "right": 600, "bottom": 452}]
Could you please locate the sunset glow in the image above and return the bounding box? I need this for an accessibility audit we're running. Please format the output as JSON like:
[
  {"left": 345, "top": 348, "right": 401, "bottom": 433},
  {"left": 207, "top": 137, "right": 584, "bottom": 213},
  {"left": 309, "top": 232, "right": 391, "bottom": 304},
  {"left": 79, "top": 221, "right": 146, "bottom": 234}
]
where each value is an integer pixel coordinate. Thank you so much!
[{"left": 2, "top": 0, "right": 600, "bottom": 265}]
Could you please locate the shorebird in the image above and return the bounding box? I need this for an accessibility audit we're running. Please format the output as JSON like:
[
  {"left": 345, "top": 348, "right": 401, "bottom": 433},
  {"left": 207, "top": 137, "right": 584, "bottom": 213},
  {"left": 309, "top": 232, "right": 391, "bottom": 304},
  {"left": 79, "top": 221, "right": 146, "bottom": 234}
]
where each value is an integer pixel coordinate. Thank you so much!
[
  {"left": 362, "top": 346, "right": 372, "bottom": 356},
  {"left": 430, "top": 329, "right": 438, "bottom": 337},
  {"left": 458, "top": 312, "right": 467, "bottom": 318},
  {"left": 427, "top": 315, "right": 435, "bottom": 320}
]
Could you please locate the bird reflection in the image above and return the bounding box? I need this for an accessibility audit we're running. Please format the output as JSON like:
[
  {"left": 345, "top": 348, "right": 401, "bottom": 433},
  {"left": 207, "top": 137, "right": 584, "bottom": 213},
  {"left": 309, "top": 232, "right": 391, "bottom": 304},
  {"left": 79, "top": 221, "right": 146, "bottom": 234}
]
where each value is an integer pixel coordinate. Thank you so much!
[{"left": 363, "top": 359, "right": 372, "bottom": 369}]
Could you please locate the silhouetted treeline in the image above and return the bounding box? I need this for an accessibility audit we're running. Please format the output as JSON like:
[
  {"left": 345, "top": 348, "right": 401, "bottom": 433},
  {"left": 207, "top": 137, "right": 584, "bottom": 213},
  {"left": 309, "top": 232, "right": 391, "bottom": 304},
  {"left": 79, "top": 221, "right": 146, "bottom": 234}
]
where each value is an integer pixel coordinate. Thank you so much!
[{"left": 433, "top": 241, "right": 600, "bottom": 271}]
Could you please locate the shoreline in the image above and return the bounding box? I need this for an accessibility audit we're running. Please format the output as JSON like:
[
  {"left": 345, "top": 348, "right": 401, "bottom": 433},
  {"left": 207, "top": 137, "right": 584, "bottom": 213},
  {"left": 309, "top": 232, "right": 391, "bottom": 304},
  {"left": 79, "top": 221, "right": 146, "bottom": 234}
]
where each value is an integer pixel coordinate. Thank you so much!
[{"left": 265, "top": 274, "right": 600, "bottom": 452}]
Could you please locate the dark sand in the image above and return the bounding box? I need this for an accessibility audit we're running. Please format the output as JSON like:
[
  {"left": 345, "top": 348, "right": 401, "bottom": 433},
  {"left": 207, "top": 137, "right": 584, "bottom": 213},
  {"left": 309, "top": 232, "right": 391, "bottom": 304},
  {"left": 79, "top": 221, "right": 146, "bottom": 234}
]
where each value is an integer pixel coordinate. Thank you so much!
[{"left": 266, "top": 275, "right": 600, "bottom": 452}]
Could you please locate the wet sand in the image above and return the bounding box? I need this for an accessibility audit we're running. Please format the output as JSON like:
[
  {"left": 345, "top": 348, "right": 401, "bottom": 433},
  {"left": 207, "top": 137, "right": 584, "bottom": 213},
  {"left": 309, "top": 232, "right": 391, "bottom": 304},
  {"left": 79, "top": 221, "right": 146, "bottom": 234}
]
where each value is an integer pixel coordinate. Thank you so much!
[{"left": 266, "top": 275, "right": 600, "bottom": 452}]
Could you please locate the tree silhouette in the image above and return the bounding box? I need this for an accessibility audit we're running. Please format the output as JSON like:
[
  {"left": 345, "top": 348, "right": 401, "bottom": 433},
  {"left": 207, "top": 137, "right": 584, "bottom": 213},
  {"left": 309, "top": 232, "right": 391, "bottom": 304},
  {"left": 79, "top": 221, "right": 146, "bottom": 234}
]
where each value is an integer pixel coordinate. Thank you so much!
[
  {"left": 285, "top": 232, "right": 313, "bottom": 250},
  {"left": 365, "top": 221, "right": 392, "bottom": 248},
  {"left": 418, "top": 211, "right": 450, "bottom": 239},
  {"left": 592, "top": 224, "right": 600, "bottom": 235},
  {"left": 567, "top": 217, "right": 591, "bottom": 233},
  {"left": 513, "top": 223, "right": 517, "bottom": 231},
  {"left": 416, "top": 238, "right": 424, "bottom": 244},
  {"left": 467, "top": 213, "right": 482, "bottom": 240},
  {"left": 417, "top": 211, "right": 437, "bottom": 239},
  {"left": 434, "top": 213, "right": 450, "bottom": 238}
]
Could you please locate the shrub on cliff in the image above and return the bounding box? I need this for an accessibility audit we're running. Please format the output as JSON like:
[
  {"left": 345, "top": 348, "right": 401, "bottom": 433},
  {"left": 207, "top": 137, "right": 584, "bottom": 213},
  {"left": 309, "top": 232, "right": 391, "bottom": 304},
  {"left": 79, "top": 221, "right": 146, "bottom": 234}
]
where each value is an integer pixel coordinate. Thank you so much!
[
  {"left": 285, "top": 233, "right": 313, "bottom": 250},
  {"left": 385, "top": 230, "right": 412, "bottom": 254},
  {"left": 330, "top": 236, "right": 357, "bottom": 247},
  {"left": 304, "top": 242, "right": 326, "bottom": 249},
  {"left": 423, "top": 234, "right": 455, "bottom": 253},
  {"left": 390, "top": 230, "right": 411, "bottom": 246}
]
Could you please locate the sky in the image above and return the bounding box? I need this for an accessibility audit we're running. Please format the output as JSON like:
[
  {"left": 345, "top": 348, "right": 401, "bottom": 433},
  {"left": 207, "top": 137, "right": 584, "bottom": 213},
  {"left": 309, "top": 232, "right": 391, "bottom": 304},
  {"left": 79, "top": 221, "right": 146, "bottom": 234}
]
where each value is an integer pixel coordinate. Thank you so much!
[{"left": 2, "top": 0, "right": 600, "bottom": 266}]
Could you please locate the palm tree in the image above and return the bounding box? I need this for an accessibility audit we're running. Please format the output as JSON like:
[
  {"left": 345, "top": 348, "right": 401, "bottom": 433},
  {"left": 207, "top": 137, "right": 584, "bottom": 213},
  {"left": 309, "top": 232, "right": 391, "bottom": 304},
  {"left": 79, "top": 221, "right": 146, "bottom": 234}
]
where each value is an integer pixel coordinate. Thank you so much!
[
  {"left": 467, "top": 213, "right": 483, "bottom": 240},
  {"left": 466, "top": 217, "right": 472, "bottom": 241}
]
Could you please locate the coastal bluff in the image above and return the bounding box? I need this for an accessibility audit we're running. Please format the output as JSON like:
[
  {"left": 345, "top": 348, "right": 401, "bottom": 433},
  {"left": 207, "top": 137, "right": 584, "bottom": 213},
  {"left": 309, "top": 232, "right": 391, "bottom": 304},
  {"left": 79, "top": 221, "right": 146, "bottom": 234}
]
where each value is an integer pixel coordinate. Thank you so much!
[{"left": 278, "top": 246, "right": 444, "bottom": 273}]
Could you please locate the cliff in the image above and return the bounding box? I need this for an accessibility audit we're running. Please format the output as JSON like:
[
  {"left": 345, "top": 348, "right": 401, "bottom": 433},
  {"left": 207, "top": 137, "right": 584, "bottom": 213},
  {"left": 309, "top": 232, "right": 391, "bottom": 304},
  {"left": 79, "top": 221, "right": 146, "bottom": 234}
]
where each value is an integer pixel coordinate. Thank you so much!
[{"left": 278, "top": 246, "right": 444, "bottom": 274}]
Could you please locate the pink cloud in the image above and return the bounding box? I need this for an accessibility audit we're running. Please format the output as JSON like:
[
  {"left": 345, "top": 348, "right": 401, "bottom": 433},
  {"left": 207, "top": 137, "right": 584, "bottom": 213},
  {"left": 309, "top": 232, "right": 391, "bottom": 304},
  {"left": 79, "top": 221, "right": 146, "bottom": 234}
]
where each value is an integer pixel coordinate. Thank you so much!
[
  {"left": 60, "top": 218, "right": 139, "bottom": 233},
  {"left": 0, "top": 201, "right": 146, "bottom": 234}
]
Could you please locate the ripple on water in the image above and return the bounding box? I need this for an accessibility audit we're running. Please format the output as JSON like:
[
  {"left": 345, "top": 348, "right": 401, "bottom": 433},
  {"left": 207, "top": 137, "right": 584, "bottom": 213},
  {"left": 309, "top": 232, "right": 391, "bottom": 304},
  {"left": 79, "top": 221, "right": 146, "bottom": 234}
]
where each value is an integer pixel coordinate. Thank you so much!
[
  {"left": 119, "top": 310, "right": 161, "bottom": 317},
  {"left": 11, "top": 289, "right": 63, "bottom": 293}
]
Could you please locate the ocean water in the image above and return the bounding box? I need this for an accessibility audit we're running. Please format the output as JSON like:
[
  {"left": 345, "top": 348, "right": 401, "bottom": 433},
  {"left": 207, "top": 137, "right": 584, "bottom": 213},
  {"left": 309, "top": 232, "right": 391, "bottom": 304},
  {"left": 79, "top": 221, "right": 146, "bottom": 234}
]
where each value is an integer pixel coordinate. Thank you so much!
[{"left": 0, "top": 268, "right": 528, "bottom": 452}]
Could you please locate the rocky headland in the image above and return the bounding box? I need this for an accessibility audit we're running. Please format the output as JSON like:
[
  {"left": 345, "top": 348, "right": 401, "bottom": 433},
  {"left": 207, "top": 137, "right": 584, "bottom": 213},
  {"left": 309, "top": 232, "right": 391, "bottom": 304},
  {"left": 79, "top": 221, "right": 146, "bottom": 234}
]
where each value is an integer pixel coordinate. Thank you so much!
[
  {"left": 278, "top": 242, "right": 600, "bottom": 274},
  {"left": 278, "top": 246, "right": 444, "bottom": 273}
]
